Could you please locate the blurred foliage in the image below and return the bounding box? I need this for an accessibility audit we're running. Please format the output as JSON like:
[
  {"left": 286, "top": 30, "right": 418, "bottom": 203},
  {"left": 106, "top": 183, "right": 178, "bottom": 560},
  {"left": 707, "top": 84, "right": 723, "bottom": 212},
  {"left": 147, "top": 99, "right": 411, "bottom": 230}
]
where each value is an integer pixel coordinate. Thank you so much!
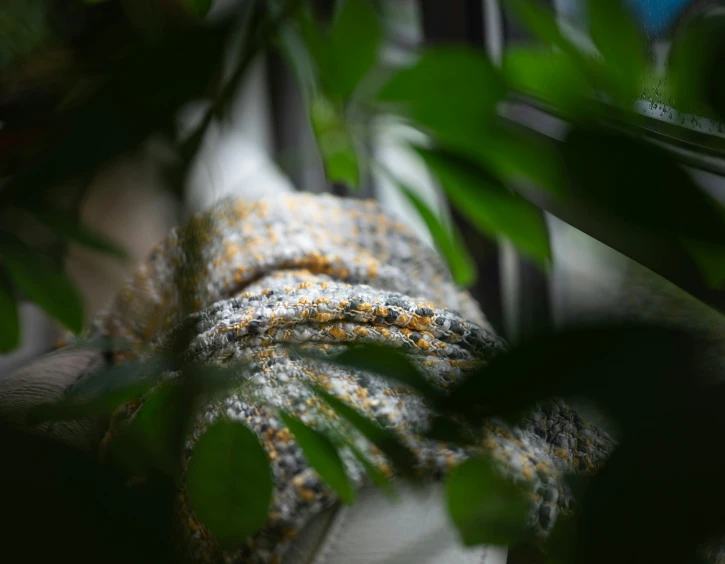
[
  {"left": 10, "top": 0, "right": 725, "bottom": 563},
  {"left": 0, "top": 0, "right": 50, "bottom": 73}
]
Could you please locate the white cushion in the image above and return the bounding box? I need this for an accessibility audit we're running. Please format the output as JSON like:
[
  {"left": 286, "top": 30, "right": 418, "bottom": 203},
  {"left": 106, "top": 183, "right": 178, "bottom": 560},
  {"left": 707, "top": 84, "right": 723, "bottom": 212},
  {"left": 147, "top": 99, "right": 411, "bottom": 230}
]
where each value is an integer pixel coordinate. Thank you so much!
[
  {"left": 0, "top": 348, "right": 106, "bottom": 452},
  {"left": 284, "top": 482, "right": 508, "bottom": 564}
]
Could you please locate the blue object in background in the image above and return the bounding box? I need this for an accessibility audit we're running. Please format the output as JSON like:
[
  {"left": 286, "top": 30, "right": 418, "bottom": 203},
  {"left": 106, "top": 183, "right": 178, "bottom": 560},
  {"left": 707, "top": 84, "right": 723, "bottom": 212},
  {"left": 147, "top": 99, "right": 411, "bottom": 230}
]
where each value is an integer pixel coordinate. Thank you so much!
[
  {"left": 624, "top": 0, "right": 696, "bottom": 37},
  {"left": 555, "top": 0, "right": 697, "bottom": 38}
]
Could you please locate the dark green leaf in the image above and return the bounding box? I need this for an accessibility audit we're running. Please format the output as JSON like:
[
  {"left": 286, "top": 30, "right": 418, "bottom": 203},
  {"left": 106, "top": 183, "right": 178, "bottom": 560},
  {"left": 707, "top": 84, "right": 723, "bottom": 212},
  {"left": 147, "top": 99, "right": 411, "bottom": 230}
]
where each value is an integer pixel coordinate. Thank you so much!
[
  {"left": 439, "top": 323, "right": 699, "bottom": 429},
  {"left": 684, "top": 238, "right": 725, "bottom": 289},
  {"left": 118, "top": 0, "right": 168, "bottom": 42},
  {"left": 113, "top": 382, "right": 188, "bottom": 478},
  {"left": 397, "top": 182, "right": 476, "bottom": 287},
  {"left": 0, "top": 270, "right": 19, "bottom": 352},
  {"left": 310, "top": 95, "right": 360, "bottom": 188},
  {"left": 189, "top": 362, "right": 249, "bottom": 398},
  {"left": 280, "top": 412, "right": 355, "bottom": 504},
  {"left": 0, "top": 237, "right": 84, "bottom": 333},
  {"left": 446, "top": 457, "right": 530, "bottom": 546},
  {"left": 668, "top": 9, "right": 725, "bottom": 120},
  {"left": 328, "top": 0, "right": 381, "bottom": 101},
  {"left": 377, "top": 47, "right": 505, "bottom": 142},
  {"left": 181, "top": 0, "right": 213, "bottom": 19},
  {"left": 704, "top": 48, "right": 725, "bottom": 126},
  {"left": 311, "top": 384, "right": 419, "bottom": 476},
  {"left": 424, "top": 416, "right": 477, "bottom": 445},
  {"left": 541, "top": 512, "right": 576, "bottom": 564},
  {"left": 571, "top": 385, "right": 725, "bottom": 563},
  {"left": 416, "top": 147, "right": 551, "bottom": 266},
  {"left": 586, "top": 0, "right": 645, "bottom": 103},
  {"left": 186, "top": 420, "right": 273, "bottom": 549},
  {"left": 3, "top": 20, "right": 234, "bottom": 203},
  {"left": 29, "top": 207, "right": 127, "bottom": 259},
  {"left": 0, "top": 0, "right": 49, "bottom": 71},
  {"left": 562, "top": 127, "right": 725, "bottom": 246},
  {"left": 104, "top": 430, "right": 158, "bottom": 478},
  {"left": 329, "top": 344, "right": 442, "bottom": 403},
  {"left": 28, "top": 357, "right": 171, "bottom": 423}
]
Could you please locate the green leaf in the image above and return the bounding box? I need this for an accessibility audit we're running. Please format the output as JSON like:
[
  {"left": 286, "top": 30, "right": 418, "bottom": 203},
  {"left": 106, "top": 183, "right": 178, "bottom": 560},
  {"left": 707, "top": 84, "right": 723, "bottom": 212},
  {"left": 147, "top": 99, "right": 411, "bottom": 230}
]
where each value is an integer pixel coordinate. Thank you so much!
[
  {"left": 397, "top": 182, "right": 476, "bottom": 287},
  {"left": 503, "top": 47, "right": 590, "bottom": 117},
  {"left": 329, "top": 344, "right": 442, "bottom": 403},
  {"left": 0, "top": 270, "right": 19, "bottom": 352},
  {"left": 586, "top": 0, "right": 645, "bottom": 103},
  {"left": 505, "top": 0, "right": 598, "bottom": 91},
  {"left": 0, "top": 237, "right": 84, "bottom": 333},
  {"left": 433, "top": 123, "right": 567, "bottom": 199},
  {"left": 280, "top": 412, "right": 355, "bottom": 504},
  {"left": 416, "top": 147, "right": 551, "bottom": 267},
  {"left": 186, "top": 420, "right": 273, "bottom": 549},
  {"left": 328, "top": 0, "right": 381, "bottom": 101},
  {"left": 446, "top": 457, "right": 530, "bottom": 546},
  {"left": 29, "top": 207, "right": 127, "bottom": 259},
  {"left": 378, "top": 47, "right": 564, "bottom": 196},
  {"left": 298, "top": 0, "right": 381, "bottom": 102},
  {"left": 310, "top": 95, "right": 360, "bottom": 188},
  {"left": 28, "top": 357, "right": 171, "bottom": 423},
  {"left": 181, "top": 0, "right": 213, "bottom": 19},
  {"left": 483, "top": 127, "right": 567, "bottom": 197},
  {"left": 311, "top": 384, "right": 419, "bottom": 476},
  {"left": 377, "top": 47, "right": 505, "bottom": 142}
]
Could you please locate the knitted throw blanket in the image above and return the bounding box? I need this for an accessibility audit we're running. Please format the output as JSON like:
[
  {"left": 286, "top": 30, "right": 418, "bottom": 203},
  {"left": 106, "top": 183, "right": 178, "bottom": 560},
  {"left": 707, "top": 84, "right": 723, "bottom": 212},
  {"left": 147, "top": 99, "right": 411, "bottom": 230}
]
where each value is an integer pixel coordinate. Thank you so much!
[{"left": 72, "top": 193, "right": 613, "bottom": 563}]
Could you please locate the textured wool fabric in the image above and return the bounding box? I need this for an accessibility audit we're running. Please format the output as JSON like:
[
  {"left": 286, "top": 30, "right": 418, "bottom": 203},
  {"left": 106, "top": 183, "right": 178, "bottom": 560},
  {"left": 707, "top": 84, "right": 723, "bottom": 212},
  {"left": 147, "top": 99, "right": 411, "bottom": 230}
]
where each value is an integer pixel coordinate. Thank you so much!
[{"left": 62, "top": 192, "right": 614, "bottom": 563}]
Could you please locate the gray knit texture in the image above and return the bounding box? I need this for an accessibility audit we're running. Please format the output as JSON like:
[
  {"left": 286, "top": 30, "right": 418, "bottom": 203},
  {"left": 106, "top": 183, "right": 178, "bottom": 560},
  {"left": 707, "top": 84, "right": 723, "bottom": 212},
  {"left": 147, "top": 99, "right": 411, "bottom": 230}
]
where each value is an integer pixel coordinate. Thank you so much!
[{"left": 63, "top": 193, "right": 614, "bottom": 563}]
